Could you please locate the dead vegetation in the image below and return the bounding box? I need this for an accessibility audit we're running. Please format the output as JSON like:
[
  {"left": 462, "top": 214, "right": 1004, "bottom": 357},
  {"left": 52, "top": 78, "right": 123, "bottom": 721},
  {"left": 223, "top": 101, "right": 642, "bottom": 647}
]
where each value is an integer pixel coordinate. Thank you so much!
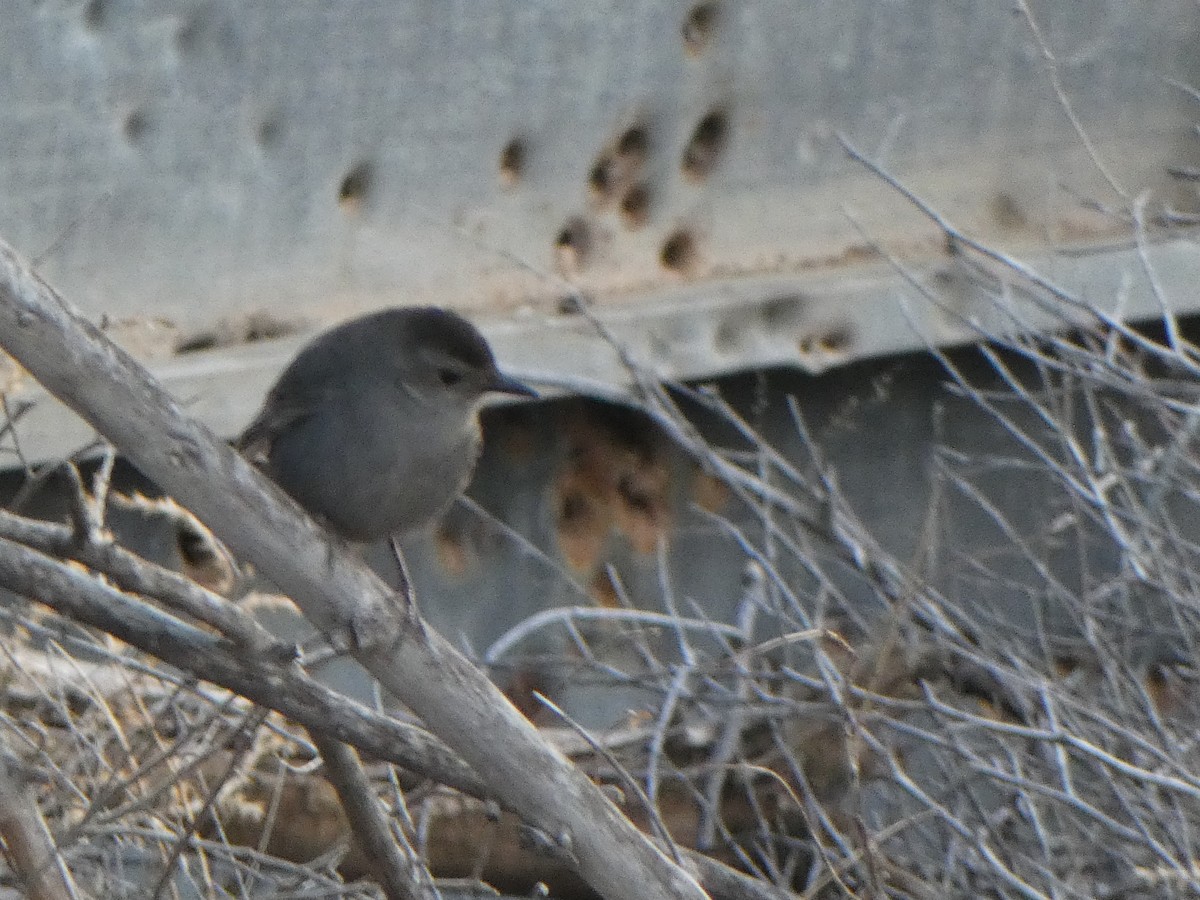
[{"left": 0, "top": 129, "right": 1199, "bottom": 900}]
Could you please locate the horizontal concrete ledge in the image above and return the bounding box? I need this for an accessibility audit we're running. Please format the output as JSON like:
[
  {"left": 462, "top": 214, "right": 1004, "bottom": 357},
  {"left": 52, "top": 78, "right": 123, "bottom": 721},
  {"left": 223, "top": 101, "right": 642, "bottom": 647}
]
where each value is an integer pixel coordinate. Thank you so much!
[{"left": 6, "top": 234, "right": 1198, "bottom": 465}]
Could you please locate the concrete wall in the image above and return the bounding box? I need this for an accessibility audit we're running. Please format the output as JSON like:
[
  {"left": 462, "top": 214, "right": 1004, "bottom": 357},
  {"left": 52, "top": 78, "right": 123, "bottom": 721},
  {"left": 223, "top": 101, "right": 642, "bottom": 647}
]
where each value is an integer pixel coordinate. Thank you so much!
[{"left": 2, "top": 1, "right": 1198, "bottom": 459}]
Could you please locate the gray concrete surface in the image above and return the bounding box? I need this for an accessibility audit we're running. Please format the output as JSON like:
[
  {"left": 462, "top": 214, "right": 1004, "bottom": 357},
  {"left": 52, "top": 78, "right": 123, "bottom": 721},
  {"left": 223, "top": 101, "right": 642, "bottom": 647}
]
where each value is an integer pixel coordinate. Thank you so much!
[{"left": 1, "top": 1, "right": 1198, "bottom": 461}]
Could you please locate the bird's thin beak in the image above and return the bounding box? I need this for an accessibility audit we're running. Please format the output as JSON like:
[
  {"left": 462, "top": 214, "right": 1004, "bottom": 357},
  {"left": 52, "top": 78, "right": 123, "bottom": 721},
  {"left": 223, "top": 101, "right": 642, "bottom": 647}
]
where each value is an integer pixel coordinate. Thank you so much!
[{"left": 489, "top": 371, "right": 538, "bottom": 398}]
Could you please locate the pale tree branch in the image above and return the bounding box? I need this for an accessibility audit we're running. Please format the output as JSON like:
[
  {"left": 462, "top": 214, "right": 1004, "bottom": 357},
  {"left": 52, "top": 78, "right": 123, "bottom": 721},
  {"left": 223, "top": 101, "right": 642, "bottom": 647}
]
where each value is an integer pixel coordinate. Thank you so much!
[
  {"left": 0, "top": 237, "right": 707, "bottom": 900},
  {"left": 310, "top": 731, "right": 441, "bottom": 900},
  {"left": 0, "top": 746, "right": 79, "bottom": 900}
]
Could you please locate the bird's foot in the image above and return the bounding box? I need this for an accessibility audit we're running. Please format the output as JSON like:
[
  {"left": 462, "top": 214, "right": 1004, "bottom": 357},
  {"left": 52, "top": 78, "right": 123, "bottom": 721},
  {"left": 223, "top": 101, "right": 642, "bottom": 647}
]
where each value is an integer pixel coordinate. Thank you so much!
[{"left": 389, "top": 535, "right": 435, "bottom": 650}]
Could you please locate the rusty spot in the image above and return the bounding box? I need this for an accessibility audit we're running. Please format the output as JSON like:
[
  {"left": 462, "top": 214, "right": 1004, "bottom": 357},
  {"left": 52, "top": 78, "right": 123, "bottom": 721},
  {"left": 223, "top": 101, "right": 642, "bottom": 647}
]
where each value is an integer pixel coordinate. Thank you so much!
[
  {"left": 588, "top": 122, "right": 650, "bottom": 206},
  {"left": 1144, "top": 658, "right": 1195, "bottom": 718},
  {"left": 682, "top": 3, "right": 719, "bottom": 55},
  {"left": 616, "top": 125, "right": 650, "bottom": 165},
  {"left": 614, "top": 464, "right": 670, "bottom": 555},
  {"left": 554, "top": 406, "right": 673, "bottom": 565},
  {"left": 174, "top": 331, "right": 219, "bottom": 353},
  {"left": 499, "top": 138, "right": 526, "bottom": 186},
  {"left": 692, "top": 468, "right": 731, "bottom": 513},
  {"left": 760, "top": 294, "right": 807, "bottom": 330},
  {"left": 434, "top": 524, "right": 471, "bottom": 578},
  {"left": 497, "top": 419, "right": 538, "bottom": 466},
  {"left": 794, "top": 243, "right": 877, "bottom": 271},
  {"left": 1052, "top": 655, "right": 1083, "bottom": 679},
  {"left": 590, "top": 567, "right": 621, "bottom": 608},
  {"left": 681, "top": 110, "right": 728, "bottom": 181},
  {"left": 242, "top": 312, "right": 294, "bottom": 343},
  {"left": 554, "top": 478, "right": 610, "bottom": 573},
  {"left": 175, "top": 313, "right": 297, "bottom": 354},
  {"left": 560, "top": 490, "right": 593, "bottom": 525},
  {"left": 817, "top": 326, "right": 854, "bottom": 353},
  {"left": 798, "top": 324, "right": 854, "bottom": 357},
  {"left": 619, "top": 183, "right": 651, "bottom": 229},
  {"left": 660, "top": 229, "right": 698, "bottom": 272},
  {"left": 501, "top": 667, "right": 556, "bottom": 721},
  {"left": 990, "top": 191, "right": 1027, "bottom": 231},
  {"left": 554, "top": 217, "right": 593, "bottom": 272},
  {"left": 588, "top": 154, "right": 618, "bottom": 202},
  {"left": 337, "top": 161, "right": 374, "bottom": 211}
]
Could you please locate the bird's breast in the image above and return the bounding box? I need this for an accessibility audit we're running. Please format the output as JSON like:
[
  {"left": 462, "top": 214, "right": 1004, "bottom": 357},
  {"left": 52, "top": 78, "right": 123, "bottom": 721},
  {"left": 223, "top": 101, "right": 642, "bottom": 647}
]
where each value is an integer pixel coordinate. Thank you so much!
[{"left": 352, "top": 407, "right": 482, "bottom": 536}]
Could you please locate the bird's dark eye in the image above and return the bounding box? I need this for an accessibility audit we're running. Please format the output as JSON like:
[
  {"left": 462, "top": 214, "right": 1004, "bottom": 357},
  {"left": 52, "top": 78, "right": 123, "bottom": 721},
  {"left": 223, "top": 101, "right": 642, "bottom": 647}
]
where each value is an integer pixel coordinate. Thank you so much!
[{"left": 438, "top": 368, "right": 463, "bottom": 387}]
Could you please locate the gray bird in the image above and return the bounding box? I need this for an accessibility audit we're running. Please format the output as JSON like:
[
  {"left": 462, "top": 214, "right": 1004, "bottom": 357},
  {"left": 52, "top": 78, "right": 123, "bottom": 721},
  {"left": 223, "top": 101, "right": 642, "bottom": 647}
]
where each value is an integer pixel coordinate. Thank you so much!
[{"left": 237, "top": 306, "right": 535, "bottom": 542}]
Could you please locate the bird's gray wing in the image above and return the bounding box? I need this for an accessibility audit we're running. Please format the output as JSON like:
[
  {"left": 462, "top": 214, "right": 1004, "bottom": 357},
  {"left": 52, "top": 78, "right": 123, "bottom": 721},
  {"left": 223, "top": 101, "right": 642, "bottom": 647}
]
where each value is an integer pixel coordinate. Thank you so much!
[
  {"left": 234, "top": 389, "right": 320, "bottom": 465},
  {"left": 235, "top": 327, "right": 352, "bottom": 463}
]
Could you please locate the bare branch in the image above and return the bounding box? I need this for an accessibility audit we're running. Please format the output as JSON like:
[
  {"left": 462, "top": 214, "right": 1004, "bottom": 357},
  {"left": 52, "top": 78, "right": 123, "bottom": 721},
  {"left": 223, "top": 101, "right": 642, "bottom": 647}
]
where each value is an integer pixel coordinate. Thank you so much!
[{"left": 0, "top": 238, "right": 706, "bottom": 900}]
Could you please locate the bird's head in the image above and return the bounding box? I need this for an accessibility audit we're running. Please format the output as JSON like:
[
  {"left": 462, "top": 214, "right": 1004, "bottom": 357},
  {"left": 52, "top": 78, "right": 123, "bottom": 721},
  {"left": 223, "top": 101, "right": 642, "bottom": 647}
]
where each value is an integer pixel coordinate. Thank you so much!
[{"left": 386, "top": 307, "right": 536, "bottom": 411}]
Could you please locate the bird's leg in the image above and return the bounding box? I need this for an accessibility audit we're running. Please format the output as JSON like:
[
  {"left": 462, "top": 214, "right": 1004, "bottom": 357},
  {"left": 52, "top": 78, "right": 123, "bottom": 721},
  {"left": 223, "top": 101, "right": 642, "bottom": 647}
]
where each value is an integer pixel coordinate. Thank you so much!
[
  {"left": 387, "top": 534, "right": 414, "bottom": 606},
  {"left": 388, "top": 535, "right": 430, "bottom": 643},
  {"left": 306, "top": 533, "right": 420, "bottom": 657}
]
